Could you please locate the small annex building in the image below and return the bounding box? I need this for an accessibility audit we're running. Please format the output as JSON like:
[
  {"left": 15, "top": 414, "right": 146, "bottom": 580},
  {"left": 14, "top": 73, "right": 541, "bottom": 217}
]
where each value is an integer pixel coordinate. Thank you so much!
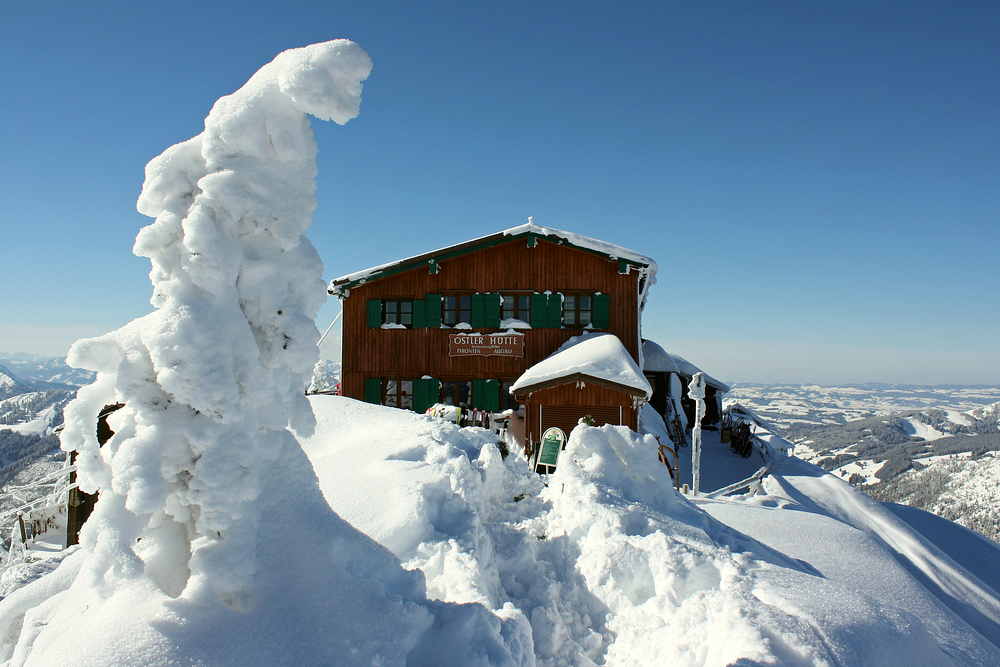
[
  {"left": 510, "top": 333, "right": 652, "bottom": 449},
  {"left": 330, "top": 221, "right": 657, "bottom": 455}
]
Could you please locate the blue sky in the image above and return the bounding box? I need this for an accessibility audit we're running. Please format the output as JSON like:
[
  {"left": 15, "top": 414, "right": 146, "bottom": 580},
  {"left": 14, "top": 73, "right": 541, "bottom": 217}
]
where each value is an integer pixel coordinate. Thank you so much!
[{"left": 1, "top": 1, "right": 997, "bottom": 384}]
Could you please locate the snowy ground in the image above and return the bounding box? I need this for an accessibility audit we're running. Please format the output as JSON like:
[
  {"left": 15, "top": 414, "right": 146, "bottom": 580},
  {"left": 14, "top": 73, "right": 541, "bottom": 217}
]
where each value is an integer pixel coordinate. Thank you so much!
[
  {"left": 296, "top": 396, "right": 1000, "bottom": 666},
  {"left": 1, "top": 395, "right": 998, "bottom": 664}
]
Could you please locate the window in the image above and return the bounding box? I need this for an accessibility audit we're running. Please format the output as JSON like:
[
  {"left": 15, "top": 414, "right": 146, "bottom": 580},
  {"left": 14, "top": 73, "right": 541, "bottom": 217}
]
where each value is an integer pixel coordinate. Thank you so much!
[
  {"left": 562, "top": 294, "right": 593, "bottom": 328},
  {"left": 500, "top": 381, "right": 519, "bottom": 412},
  {"left": 383, "top": 299, "right": 413, "bottom": 326},
  {"left": 443, "top": 295, "right": 473, "bottom": 326},
  {"left": 384, "top": 380, "right": 413, "bottom": 410},
  {"left": 440, "top": 380, "right": 473, "bottom": 409},
  {"left": 502, "top": 293, "right": 531, "bottom": 323}
]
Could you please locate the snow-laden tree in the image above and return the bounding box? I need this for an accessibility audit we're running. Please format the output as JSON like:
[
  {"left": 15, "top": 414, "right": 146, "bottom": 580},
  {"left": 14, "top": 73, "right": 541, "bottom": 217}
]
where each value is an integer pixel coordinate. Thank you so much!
[{"left": 61, "top": 40, "right": 372, "bottom": 609}]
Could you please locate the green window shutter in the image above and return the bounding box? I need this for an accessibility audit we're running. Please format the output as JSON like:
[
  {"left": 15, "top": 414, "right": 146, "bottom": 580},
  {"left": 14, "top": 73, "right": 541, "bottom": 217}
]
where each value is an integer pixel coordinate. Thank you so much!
[
  {"left": 618, "top": 259, "right": 629, "bottom": 275},
  {"left": 413, "top": 378, "right": 439, "bottom": 414},
  {"left": 471, "top": 293, "right": 486, "bottom": 328},
  {"left": 530, "top": 293, "right": 549, "bottom": 328},
  {"left": 484, "top": 379, "right": 500, "bottom": 412},
  {"left": 413, "top": 378, "right": 427, "bottom": 413},
  {"left": 367, "top": 300, "right": 382, "bottom": 328},
  {"left": 412, "top": 299, "right": 426, "bottom": 328},
  {"left": 485, "top": 293, "right": 501, "bottom": 328},
  {"left": 593, "top": 293, "right": 610, "bottom": 329},
  {"left": 472, "top": 379, "right": 486, "bottom": 410},
  {"left": 364, "top": 378, "right": 381, "bottom": 404},
  {"left": 425, "top": 294, "right": 442, "bottom": 327},
  {"left": 547, "top": 293, "right": 563, "bottom": 328}
]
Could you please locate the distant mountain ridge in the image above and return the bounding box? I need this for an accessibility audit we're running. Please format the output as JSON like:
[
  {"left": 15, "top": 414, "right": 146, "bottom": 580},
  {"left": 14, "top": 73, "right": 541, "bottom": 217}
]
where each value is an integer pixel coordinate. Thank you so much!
[
  {"left": 728, "top": 382, "right": 1000, "bottom": 432},
  {"left": 0, "top": 353, "right": 94, "bottom": 433},
  {"left": 727, "top": 384, "right": 1000, "bottom": 544},
  {"left": 0, "top": 353, "right": 95, "bottom": 389},
  {"left": 0, "top": 355, "right": 85, "bottom": 545},
  {"left": 791, "top": 404, "right": 1000, "bottom": 481},
  {"left": 784, "top": 401, "right": 1000, "bottom": 543}
]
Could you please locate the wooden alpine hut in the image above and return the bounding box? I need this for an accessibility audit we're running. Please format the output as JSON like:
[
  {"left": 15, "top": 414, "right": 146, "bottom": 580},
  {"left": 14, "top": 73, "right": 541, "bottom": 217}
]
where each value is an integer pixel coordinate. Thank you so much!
[{"left": 329, "top": 219, "right": 657, "bottom": 455}]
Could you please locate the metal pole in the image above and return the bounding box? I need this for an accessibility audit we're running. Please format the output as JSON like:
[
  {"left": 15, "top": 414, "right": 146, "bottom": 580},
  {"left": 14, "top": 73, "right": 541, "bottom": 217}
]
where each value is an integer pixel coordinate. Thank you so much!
[
  {"left": 688, "top": 372, "right": 706, "bottom": 496},
  {"left": 317, "top": 307, "right": 343, "bottom": 348}
]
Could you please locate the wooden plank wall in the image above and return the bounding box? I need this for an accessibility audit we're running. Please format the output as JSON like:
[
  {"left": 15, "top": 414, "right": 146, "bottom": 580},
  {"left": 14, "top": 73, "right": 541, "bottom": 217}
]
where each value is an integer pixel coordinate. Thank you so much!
[
  {"left": 340, "top": 237, "right": 644, "bottom": 400},
  {"left": 521, "top": 382, "right": 640, "bottom": 450}
]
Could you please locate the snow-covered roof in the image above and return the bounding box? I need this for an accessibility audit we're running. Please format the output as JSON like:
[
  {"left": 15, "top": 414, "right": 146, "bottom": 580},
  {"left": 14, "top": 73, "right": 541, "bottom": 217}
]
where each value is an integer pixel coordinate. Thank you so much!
[
  {"left": 511, "top": 333, "right": 652, "bottom": 399},
  {"left": 641, "top": 340, "right": 730, "bottom": 393},
  {"left": 330, "top": 220, "right": 657, "bottom": 294}
]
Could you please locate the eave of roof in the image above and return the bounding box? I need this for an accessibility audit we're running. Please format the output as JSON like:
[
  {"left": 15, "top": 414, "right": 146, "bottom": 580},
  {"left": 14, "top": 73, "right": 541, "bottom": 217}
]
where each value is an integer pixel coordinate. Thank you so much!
[
  {"left": 510, "top": 371, "right": 649, "bottom": 398},
  {"left": 329, "top": 222, "right": 657, "bottom": 296},
  {"left": 510, "top": 332, "right": 652, "bottom": 400},
  {"left": 641, "top": 339, "right": 731, "bottom": 393}
]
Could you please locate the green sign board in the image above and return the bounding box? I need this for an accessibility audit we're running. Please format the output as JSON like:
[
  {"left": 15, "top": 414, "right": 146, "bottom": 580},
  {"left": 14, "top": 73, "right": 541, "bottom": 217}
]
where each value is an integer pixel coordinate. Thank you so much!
[{"left": 538, "top": 427, "right": 566, "bottom": 467}]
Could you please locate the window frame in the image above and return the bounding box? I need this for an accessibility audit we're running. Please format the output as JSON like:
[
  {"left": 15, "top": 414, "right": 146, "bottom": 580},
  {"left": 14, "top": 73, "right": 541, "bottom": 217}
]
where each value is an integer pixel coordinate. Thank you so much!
[
  {"left": 442, "top": 293, "right": 474, "bottom": 327},
  {"left": 501, "top": 292, "right": 532, "bottom": 324},
  {"left": 561, "top": 292, "right": 594, "bottom": 328},
  {"left": 500, "top": 380, "right": 520, "bottom": 412},
  {"left": 440, "top": 379, "right": 474, "bottom": 409},
  {"left": 382, "top": 298, "right": 414, "bottom": 327},
  {"left": 383, "top": 379, "right": 414, "bottom": 411}
]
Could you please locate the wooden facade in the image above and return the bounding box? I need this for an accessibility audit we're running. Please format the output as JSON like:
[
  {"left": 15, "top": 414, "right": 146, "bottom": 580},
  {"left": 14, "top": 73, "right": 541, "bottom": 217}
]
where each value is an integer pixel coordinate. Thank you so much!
[
  {"left": 333, "top": 227, "right": 654, "bottom": 429},
  {"left": 516, "top": 382, "right": 642, "bottom": 452}
]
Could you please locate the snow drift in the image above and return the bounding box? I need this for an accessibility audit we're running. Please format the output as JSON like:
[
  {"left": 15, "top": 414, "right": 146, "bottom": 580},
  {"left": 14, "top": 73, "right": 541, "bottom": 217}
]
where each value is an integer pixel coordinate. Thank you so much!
[{"left": 301, "top": 396, "right": 1000, "bottom": 666}]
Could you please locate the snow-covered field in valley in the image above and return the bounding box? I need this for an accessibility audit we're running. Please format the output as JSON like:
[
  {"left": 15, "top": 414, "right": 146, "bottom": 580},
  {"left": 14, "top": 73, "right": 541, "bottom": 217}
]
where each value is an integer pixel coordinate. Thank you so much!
[{"left": 728, "top": 383, "right": 1000, "bottom": 433}]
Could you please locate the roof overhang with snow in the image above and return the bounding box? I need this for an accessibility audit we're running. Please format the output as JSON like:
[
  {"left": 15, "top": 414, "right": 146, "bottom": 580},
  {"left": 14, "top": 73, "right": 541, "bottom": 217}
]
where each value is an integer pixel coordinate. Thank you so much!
[
  {"left": 329, "top": 221, "right": 658, "bottom": 297},
  {"left": 641, "top": 339, "right": 730, "bottom": 393},
  {"left": 511, "top": 333, "right": 653, "bottom": 399}
]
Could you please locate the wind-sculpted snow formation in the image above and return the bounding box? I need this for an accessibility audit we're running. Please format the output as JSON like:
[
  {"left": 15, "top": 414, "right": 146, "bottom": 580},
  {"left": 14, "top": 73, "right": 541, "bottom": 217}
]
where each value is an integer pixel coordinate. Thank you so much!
[{"left": 0, "top": 41, "right": 530, "bottom": 666}]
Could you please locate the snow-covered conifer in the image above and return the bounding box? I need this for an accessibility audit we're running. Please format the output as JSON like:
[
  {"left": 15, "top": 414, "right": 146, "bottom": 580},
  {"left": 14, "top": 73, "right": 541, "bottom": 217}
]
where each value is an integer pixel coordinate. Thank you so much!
[{"left": 60, "top": 40, "right": 372, "bottom": 608}]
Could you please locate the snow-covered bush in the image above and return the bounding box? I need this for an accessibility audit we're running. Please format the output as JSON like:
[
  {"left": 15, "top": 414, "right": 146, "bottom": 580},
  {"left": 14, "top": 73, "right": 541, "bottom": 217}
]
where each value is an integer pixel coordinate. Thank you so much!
[{"left": 306, "top": 359, "right": 340, "bottom": 394}]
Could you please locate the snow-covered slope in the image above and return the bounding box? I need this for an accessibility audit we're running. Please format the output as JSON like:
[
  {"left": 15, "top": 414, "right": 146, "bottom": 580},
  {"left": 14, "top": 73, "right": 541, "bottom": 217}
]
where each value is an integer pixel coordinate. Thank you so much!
[
  {"left": 970, "top": 401, "right": 1000, "bottom": 427},
  {"left": 871, "top": 451, "right": 1000, "bottom": 543},
  {"left": 3, "top": 393, "right": 999, "bottom": 665},
  {"left": 299, "top": 396, "right": 1000, "bottom": 666},
  {"left": 0, "top": 354, "right": 89, "bottom": 437}
]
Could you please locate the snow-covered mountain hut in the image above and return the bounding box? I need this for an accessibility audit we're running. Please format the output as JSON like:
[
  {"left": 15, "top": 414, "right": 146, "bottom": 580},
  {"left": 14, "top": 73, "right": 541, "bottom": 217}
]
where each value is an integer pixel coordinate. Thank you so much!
[
  {"left": 642, "top": 339, "right": 729, "bottom": 432},
  {"left": 330, "top": 221, "right": 657, "bottom": 455},
  {"left": 510, "top": 333, "right": 652, "bottom": 449}
]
